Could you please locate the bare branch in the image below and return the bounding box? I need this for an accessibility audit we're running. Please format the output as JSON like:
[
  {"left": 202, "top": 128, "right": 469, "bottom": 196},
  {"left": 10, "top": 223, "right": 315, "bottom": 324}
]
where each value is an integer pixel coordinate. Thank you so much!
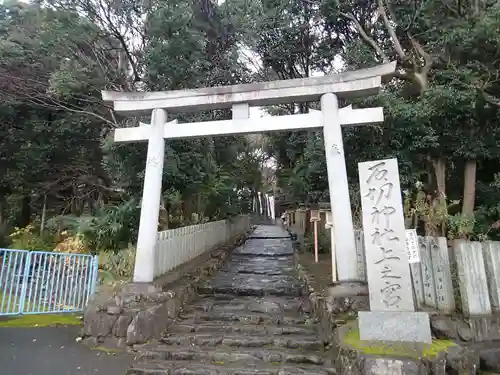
[
  {"left": 376, "top": 0, "right": 406, "bottom": 61},
  {"left": 481, "top": 91, "right": 500, "bottom": 108},
  {"left": 408, "top": 33, "right": 433, "bottom": 76},
  {"left": 339, "top": 11, "right": 389, "bottom": 63}
]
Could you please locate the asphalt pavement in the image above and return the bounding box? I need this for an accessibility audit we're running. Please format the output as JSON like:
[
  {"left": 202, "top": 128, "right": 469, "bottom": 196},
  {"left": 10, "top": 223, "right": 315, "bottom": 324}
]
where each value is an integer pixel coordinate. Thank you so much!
[{"left": 0, "top": 325, "right": 135, "bottom": 375}]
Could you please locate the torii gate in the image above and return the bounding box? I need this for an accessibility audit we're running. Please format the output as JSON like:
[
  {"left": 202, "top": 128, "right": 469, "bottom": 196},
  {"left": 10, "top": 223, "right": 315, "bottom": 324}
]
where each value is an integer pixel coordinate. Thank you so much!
[{"left": 103, "top": 62, "right": 396, "bottom": 284}]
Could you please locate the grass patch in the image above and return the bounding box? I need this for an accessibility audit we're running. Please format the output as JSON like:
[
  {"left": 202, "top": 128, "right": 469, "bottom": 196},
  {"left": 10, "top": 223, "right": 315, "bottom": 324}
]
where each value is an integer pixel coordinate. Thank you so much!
[
  {"left": 343, "top": 325, "right": 456, "bottom": 359},
  {"left": 0, "top": 313, "right": 82, "bottom": 327}
]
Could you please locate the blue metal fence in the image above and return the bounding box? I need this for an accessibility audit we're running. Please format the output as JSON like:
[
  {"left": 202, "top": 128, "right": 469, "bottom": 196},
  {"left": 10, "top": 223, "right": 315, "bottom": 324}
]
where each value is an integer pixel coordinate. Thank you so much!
[{"left": 0, "top": 249, "right": 98, "bottom": 316}]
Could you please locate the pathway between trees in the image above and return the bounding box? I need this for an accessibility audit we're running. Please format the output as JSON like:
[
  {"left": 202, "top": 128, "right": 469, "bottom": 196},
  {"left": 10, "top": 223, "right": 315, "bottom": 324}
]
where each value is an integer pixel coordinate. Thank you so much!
[{"left": 128, "top": 225, "right": 336, "bottom": 375}]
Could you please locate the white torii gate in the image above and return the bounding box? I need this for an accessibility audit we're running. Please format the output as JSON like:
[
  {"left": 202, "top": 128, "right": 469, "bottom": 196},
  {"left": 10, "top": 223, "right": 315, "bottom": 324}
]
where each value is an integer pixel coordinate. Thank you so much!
[{"left": 103, "top": 62, "right": 396, "bottom": 283}]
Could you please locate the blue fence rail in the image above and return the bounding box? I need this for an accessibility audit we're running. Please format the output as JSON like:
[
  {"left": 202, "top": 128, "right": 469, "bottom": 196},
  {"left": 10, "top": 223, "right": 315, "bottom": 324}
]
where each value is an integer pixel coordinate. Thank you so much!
[{"left": 0, "top": 249, "right": 98, "bottom": 316}]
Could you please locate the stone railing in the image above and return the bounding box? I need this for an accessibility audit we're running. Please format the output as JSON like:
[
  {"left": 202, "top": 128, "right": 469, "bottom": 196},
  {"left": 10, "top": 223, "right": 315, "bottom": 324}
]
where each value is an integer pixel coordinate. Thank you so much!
[
  {"left": 154, "top": 215, "right": 251, "bottom": 278},
  {"left": 353, "top": 230, "right": 500, "bottom": 317}
]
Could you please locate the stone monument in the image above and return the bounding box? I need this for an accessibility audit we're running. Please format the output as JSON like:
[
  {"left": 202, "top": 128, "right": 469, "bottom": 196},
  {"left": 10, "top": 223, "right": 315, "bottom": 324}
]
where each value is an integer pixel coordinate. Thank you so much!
[{"left": 357, "top": 158, "right": 432, "bottom": 344}]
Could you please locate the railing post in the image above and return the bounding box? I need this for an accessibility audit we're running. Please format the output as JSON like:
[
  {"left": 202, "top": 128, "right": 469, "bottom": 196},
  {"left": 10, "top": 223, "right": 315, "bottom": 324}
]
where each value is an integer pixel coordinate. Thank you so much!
[
  {"left": 18, "top": 252, "right": 31, "bottom": 314},
  {"left": 90, "top": 256, "right": 99, "bottom": 296}
]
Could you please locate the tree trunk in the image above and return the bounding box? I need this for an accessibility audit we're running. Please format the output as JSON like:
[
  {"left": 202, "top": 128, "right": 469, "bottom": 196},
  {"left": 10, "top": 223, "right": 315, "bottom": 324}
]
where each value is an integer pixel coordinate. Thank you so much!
[
  {"left": 432, "top": 158, "right": 446, "bottom": 205},
  {"left": 462, "top": 159, "right": 477, "bottom": 217},
  {"left": 429, "top": 157, "right": 447, "bottom": 236},
  {"left": 20, "top": 195, "right": 31, "bottom": 228},
  {"left": 0, "top": 194, "right": 6, "bottom": 227},
  {"left": 40, "top": 195, "right": 47, "bottom": 236}
]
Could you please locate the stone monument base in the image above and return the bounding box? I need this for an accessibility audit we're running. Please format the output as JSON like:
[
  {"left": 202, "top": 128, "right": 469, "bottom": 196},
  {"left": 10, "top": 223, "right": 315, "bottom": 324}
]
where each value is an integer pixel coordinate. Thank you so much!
[
  {"left": 333, "top": 321, "right": 478, "bottom": 375},
  {"left": 326, "top": 281, "right": 370, "bottom": 315},
  {"left": 359, "top": 311, "right": 432, "bottom": 344}
]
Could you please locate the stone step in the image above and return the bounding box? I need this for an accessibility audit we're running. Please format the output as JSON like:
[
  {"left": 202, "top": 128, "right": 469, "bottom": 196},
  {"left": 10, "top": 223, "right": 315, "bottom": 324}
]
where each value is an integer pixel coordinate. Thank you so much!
[
  {"left": 219, "top": 259, "right": 295, "bottom": 275},
  {"left": 231, "top": 251, "right": 294, "bottom": 257},
  {"left": 134, "top": 345, "right": 325, "bottom": 366},
  {"left": 167, "top": 322, "right": 317, "bottom": 336},
  {"left": 232, "top": 239, "right": 293, "bottom": 257},
  {"left": 127, "top": 360, "right": 336, "bottom": 375},
  {"left": 190, "top": 296, "right": 306, "bottom": 314},
  {"left": 198, "top": 283, "right": 303, "bottom": 297},
  {"left": 178, "top": 311, "right": 312, "bottom": 325},
  {"left": 248, "top": 226, "right": 290, "bottom": 239},
  {"left": 160, "top": 333, "right": 323, "bottom": 350}
]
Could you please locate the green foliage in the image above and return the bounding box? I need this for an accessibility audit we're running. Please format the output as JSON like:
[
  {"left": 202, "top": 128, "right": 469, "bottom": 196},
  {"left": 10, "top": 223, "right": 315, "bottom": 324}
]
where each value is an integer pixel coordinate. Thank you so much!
[
  {"left": 9, "top": 224, "right": 54, "bottom": 251},
  {"left": 47, "top": 199, "right": 140, "bottom": 252},
  {"left": 2, "top": 0, "right": 500, "bottom": 255},
  {"left": 98, "top": 245, "right": 135, "bottom": 279},
  {"left": 303, "top": 230, "right": 330, "bottom": 254}
]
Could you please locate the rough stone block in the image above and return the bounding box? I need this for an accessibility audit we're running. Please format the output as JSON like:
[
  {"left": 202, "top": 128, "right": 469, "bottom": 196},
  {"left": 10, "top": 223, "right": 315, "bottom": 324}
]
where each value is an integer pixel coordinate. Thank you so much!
[
  {"left": 334, "top": 322, "right": 477, "bottom": 375},
  {"left": 430, "top": 315, "right": 473, "bottom": 342},
  {"left": 478, "top": 346, "right": 500, "bottom": 372},
  {"left": 358, "top": 311, "right": 432, "bottom": 344},
  {"left": 326, "top": 282, "right": 370, "bottom": 315},
  {"left": 112, "top": 315, "right": 133, "bottom": 337},
  {"left": 468, "top": 314, "right": 500, "bottom": 341},
  {"left": 126, "top": 303, "right": 174, "bottom": 345},
  {"left": 362, "top": 357, "right": 423, "bottom": 375},
  {"left": 82, "top": 311, "right": 118, "bottom": 337}
]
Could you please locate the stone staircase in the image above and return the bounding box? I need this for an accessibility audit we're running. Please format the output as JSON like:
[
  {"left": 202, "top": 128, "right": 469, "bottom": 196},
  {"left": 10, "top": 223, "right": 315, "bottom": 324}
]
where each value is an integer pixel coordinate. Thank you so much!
[{"left": 127, "top": 225, "right": 336, "bottom": 375}]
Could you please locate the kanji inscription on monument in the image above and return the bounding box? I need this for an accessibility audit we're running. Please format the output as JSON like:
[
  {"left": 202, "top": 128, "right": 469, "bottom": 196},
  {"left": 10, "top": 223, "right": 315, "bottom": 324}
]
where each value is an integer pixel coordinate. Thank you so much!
[
  {"left": 358, "top": 158, "right": 431, "bottom": 344},
  {"left": 359, "top": 159, "right": 414, "bottom": 312}
]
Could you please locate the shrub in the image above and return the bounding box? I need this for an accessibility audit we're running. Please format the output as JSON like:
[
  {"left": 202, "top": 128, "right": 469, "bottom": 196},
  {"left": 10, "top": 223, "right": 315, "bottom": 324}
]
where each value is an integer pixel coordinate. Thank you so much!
[
  {"left": 98, "top": 245, "right": 135, "bottom": 279},
  {"left": 9, "top": 224, "right": 55, "bottom": 251},
  {"left": 47, "top": 199, "right": 140, "bottom": 253},
  {"left": 53, "top": 232, "right": 90, "bottom": 254},
  {"left": 303, "top": 230, "right": 330, "bottom": 254}
]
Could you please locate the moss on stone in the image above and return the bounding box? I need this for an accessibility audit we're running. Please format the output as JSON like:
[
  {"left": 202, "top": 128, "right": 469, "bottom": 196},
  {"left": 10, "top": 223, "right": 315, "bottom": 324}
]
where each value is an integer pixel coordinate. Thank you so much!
[
  {"left": 0, "top": 313, "right": 82, "bottom": 328},
  {"left": 343, "top": 326, "right": 456, "bottom": 360}
]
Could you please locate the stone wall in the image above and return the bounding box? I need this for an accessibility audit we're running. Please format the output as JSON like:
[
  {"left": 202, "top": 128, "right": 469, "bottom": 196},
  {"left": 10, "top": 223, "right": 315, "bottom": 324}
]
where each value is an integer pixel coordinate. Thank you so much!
[
  {"left": 80, "top": 227, "right": 252, "bottom": 348},
  {"left": 295, "top": 251, "right": 369, "bottom": 345},
  {"left": 295, "top": 251, "right": 336, "bottom": 345},
  {"left": 294, "top": 250, "right": 481, "bottom": 374}
]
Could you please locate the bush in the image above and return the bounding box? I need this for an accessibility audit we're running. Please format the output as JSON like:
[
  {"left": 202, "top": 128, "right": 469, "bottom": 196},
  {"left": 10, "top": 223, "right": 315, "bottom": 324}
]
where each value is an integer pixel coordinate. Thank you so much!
[
  {"left": 54, "top": 232, "right": 90, "bottom": 254},
  {"left": 9, "top": 224, "right": 55, "bottom": 251},
  {"left": 98, "top": 245, "right": 135, "bottom": 279},
  {"left": 303, "top": 230, "right": 330, "bottom": 254},
  {"left": 47, "top": 199, "right": 140, "bottom": 253}
]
